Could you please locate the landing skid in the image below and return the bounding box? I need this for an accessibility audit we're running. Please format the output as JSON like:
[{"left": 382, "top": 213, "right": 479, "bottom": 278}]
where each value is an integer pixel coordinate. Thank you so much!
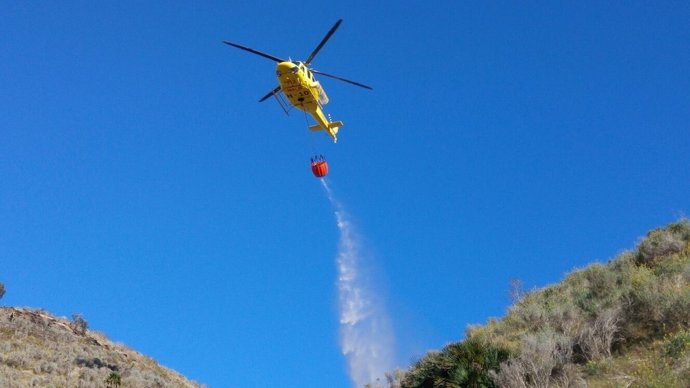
[{"left": 272, "top": 91, "right": 292, "bottom": 115}]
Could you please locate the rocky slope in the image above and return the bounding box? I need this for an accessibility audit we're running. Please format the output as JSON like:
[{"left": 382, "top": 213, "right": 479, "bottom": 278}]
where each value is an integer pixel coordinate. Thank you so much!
[{"left": 0, "top": 307, "right": 205, "bottom": 388}]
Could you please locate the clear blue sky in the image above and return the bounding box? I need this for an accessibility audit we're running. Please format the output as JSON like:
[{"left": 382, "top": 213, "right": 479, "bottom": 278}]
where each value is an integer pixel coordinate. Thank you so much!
[{"left": 2, "top": 2, "right": 689, "bottom": 387}]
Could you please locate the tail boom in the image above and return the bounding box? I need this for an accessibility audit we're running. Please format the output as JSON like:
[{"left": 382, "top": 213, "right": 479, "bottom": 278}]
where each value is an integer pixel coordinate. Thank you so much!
[{"left": 308, "top": 109, "right": 343, "bottom": 142}]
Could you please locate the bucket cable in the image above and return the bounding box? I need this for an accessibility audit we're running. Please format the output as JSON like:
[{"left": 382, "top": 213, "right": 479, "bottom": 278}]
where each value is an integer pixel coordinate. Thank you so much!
[{"left": 302, "top": 108, "right": 320, "bottom": 157}]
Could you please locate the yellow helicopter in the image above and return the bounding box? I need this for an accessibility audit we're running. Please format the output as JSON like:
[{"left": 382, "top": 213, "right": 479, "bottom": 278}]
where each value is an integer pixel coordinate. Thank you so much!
[{"left": 223, "top": 19, "right": 372, "bottom": 143}]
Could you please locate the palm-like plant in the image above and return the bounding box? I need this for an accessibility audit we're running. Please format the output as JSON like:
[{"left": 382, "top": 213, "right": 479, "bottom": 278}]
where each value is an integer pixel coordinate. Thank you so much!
[
  {"left": 401, "top": 339, "right": 509, "bottom": 388},
  {"left": 105, "top": 372, "right": 122, "bottom": 387}
]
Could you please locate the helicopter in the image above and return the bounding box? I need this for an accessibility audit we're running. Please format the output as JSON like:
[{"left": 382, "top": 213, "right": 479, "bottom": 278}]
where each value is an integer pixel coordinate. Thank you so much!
[{"left": 223, "top": 19, "right": 372, "bottom": 143}]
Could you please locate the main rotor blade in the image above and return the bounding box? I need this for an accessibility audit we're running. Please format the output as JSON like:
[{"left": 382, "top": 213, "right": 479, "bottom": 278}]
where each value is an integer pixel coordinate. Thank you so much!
[
  {"left": 259, "top": 86, "right": 282, "bottom": 102},
  {"left": 312, "top": 70, "right": 373, "bottom": 90},
  {"left": 305, "top": 19, "right": 343, "bottom": 65},
  {"left": 222, "top": 40, "right": 286, "bottom": 63}
]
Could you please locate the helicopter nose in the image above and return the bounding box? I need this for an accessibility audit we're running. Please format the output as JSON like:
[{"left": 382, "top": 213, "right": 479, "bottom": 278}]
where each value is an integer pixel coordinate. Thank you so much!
[
  {"left": 277, "top": 61, "right": 299, "bottom": 75},
  {"left": 277, "top": 62, "right": 295, "bottom": 71}
]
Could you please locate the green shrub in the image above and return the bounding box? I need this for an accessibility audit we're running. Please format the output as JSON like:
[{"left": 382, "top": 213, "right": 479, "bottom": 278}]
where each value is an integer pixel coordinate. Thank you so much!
[
  {"left": 583, "top": 358, "right": 613, "bottom": 377},
  {"left": 620, "top": 253, "right": 690, "bottom": 342},
  {"left": 401, "top": 338, "right": 509, "bottom": 388},
  {"left": 105, "top": 372, "right": 122, "bottom": 387},
  {"left": 568, "top": 264, "right": 622, "bottom": 315},
  {"left": 635, "top": 220, "right": 690, "bottom": 266},
  {"left": 664, "top": 330, "right": 690, "bottom": 358}
]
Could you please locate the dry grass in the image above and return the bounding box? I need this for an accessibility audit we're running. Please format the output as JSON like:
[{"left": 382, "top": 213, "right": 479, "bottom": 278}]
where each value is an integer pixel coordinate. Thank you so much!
[
  {"left": 0, "top": 307, "right": 206, "bottom": 388},
  {"left": 586, "top": 331, "right": 690, "bottom": 388}
]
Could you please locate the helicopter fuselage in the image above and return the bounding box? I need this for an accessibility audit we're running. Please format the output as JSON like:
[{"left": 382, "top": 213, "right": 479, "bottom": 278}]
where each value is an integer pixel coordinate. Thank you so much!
[{"left": 276, "top": 61, "right": 341, "bottom": 142}]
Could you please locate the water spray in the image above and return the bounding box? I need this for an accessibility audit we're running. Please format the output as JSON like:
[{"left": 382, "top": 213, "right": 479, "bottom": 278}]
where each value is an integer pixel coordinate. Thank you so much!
[{"left": 321, "top": 179, "right": 395, "bottom": 387}]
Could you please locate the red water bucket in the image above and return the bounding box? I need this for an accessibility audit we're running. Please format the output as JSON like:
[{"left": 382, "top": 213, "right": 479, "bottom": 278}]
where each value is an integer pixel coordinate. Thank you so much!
[{"left": 311, "top": 160, "right": 328, "bottom": 178}]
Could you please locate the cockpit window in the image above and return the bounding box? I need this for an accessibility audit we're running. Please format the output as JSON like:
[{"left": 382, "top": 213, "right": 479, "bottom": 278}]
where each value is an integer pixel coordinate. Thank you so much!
[{"left": 290, "top": 67, "right": 299, "bottom": 74}]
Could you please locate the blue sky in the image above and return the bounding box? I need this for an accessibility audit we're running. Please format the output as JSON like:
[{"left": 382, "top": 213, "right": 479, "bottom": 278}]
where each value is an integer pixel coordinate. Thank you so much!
[{"left": 2, "top": 1, "right": 689, "bottom": 387}]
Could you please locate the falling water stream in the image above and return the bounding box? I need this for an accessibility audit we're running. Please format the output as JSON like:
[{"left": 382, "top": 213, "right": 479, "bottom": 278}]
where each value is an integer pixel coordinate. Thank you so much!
[{"left": 321, "top": 179, "right": 395, "bottom": 387}]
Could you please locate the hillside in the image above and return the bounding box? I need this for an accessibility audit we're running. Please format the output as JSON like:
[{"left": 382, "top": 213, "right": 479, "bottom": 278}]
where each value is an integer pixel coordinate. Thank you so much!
[
  {"left": 388, "top": 219, "right": 690, "bottom": 388},
  {"left": 0, "top": 307, "right": 205, "bottom": 388}
]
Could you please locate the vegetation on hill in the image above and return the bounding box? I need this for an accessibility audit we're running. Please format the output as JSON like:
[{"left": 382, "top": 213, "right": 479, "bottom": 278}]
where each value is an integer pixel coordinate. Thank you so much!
[
  {"left": 380, "top": 219, "right": 690, "bottom": 388},
  {"left": 0, "top": 307, "right": 205, "bottom": 388}
]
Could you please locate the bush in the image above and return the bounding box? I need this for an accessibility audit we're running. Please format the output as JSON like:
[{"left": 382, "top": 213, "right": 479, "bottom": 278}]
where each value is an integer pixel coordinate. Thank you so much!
[
  {"left": 684, "top": 262, "right": 690, "bottom": 282},
  {"left": 0, "top": 282, "right": 5, "bottom": 301},
  {"left": 664, "top": 330, "right": 690, "bottom": 358},
  {"left": 620, "top": 261, "right": 690, "bottom": 342},
  {"left": 493, "top": 330, "right": 583, "bottom": 388},
  {"left": 105, "top": 372, "right": 122, "bottom": 387},
  {"left": 574, "top": 307, "right": 620, "bottom": 362},
  {"left": 503, "top": 287, "right": 581, "bottom": 337},
  {"left": 401, "top": 338, "right": 510, "bottom": 388},
  {"left": 70, "top": 314, "right": 88, "bottom": 336},
  {"left": 635, "top": 220, "right": 690, "bottom": 266}
]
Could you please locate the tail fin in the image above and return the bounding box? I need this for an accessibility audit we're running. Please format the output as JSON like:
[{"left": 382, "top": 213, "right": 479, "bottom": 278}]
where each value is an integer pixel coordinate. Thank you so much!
[
  {"left": 309, "top": 121, "right": 344, "bottom": 132},
  {"left": 328, "top": 121, "right": 342, "bottom": 142},
  {"left": 309, "top": 121, "right": 343, "bottom": 143}
]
